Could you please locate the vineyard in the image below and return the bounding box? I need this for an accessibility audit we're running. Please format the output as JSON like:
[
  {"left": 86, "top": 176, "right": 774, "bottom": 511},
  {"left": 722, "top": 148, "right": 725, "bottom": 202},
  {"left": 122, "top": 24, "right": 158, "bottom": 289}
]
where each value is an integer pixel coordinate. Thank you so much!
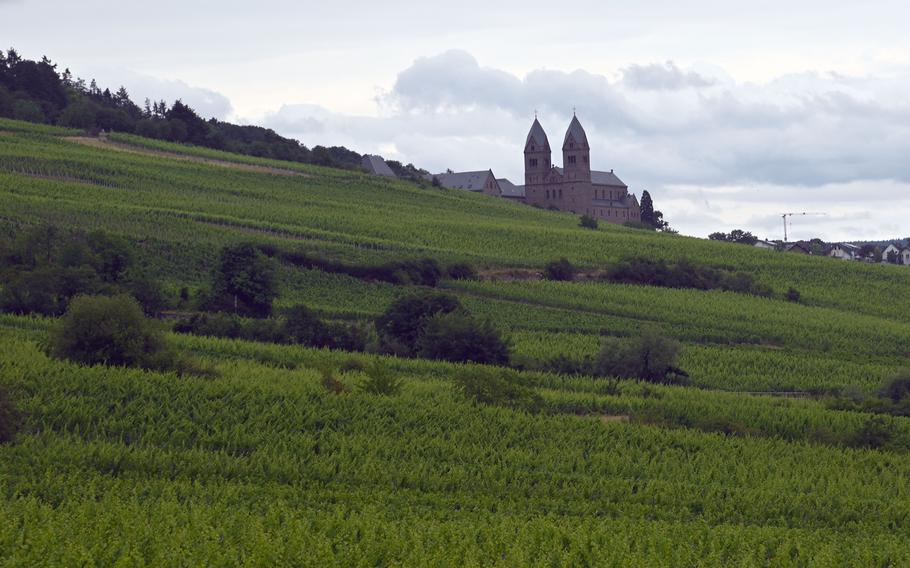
[{"left": 2, "top": 118, "right": 910, "bottom": 564}]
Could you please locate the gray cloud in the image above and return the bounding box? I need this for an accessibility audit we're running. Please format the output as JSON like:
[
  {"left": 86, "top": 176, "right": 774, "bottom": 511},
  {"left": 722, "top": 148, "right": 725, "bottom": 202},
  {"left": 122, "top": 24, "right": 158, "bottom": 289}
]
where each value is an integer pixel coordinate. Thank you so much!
[
  {"left": 259, "top": 50, "right": 910, "bottom": 240},
  {"left": 622, "top": 61, "right": 715, "bottom": 90}
]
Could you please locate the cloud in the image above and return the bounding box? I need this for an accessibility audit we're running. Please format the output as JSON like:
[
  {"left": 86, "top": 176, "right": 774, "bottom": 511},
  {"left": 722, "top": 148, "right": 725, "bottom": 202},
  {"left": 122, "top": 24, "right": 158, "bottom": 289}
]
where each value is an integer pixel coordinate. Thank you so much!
[
  {"left": 78, "top": 67, "right": 233, "bottom": 120},
  {"left": 255, "top": 50, "right": 910, "bottom": 240},
  {"left": 622, "top": 61, "right": 715, "bottom": 90}
]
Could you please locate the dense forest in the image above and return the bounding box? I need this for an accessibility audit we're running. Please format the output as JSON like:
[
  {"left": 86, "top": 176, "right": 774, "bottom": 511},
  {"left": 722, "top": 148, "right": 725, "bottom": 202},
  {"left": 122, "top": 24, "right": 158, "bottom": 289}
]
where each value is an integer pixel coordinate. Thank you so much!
[{"left": 0, "top": 48, "right": 428, "bottom": 175}]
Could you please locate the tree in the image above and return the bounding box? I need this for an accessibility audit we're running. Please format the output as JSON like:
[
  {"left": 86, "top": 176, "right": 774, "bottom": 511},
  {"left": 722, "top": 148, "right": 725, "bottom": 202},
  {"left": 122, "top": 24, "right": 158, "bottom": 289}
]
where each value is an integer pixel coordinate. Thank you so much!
[
  {"left": 49, "top": 294, "right": 171, "bottom": 369},
  {"left": 640, "top": 190, "right": 655, "bottom": 227},
  {"left": 283, "top": 304, "right": 329, "bottom": 346},
  {"left": 728, "top": 229, "right": 758, "bottom": 245},
  {"left": 208, "top": 243, "right": 277, "bottom": 318},
  {"left": 454, "top": 367, "right": 543, "bottom": 412},
  {"left": 416, "top": 311, "right": 510, "bottom": 365},
  {"left": 708, "top": 232, "right": 729, "bottom": 242},
  {"left": 593, "top": 330, "right": 686, "bottom": 384},
  {"left": 375, "top": 292, "right": 462, "bottom": 355}
]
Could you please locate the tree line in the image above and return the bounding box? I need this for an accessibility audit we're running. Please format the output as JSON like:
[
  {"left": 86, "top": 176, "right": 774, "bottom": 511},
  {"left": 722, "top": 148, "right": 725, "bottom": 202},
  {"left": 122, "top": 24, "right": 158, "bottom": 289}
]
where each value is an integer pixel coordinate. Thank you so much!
[{"left": 0, "top": 48, "right": 367, "bottom": 169}]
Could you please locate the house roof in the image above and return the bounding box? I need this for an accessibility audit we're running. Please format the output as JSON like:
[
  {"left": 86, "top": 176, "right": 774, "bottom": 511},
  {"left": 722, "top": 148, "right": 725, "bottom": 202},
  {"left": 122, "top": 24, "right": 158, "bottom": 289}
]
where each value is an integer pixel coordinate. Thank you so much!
[
  {"left": 361, "top": 154, "right": 395, "bottom": 177},
  {"left": 525, "top": 118, "right": 550, "bottom": 151},
  {"left": 432, "top": 170, "right": 494, "bottom": 191},
  {"left": 496, "top": 178, "right": 525, "bottom": 198},
  {"left": 563, "top": 115, "right": 589, "bottom": 150}
]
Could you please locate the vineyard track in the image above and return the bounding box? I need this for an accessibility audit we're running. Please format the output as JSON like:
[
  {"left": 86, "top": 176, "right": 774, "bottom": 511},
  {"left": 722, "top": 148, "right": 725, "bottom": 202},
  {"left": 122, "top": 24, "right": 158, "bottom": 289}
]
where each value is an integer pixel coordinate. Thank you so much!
[{"left": 63, "top": 135, "right": 308, "bottom": 177}]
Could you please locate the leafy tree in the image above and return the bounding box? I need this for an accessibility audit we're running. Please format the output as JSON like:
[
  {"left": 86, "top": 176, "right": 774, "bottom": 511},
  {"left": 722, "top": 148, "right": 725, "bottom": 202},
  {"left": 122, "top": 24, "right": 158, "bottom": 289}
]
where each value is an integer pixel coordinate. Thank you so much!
[
  {"left": 416, "top": 311, "right": 510, "bottom": 365},
  {"left": 708, "top": 232, "right": 729, "bottom": 242},
  {"left": 544, "top": 258, "right": 575, "bottom": 281},
  {"left": 375, "top": 292, "right": 462, "bottom": 356},
  {"left": 593, "top": 330, "right": 686, "bottom": 384},
  {"left": 208, "top": 243, "right": 277, "bottom": 318},
  {"left": 49, "top": 294, "right": 171, "bottom": 369},
  {"left": 283, "top": 304, "right": 329, "bottom": 346},
  {"left": 12, "top": 99, "right": 44, "bottom": 122}
]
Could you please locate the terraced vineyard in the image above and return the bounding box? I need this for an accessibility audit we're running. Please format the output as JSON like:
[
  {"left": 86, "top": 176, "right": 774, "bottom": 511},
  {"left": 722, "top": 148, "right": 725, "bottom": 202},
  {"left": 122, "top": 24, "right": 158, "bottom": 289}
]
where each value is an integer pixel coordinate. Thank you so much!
[{"left": 2, "top": 118, "right": 910, "bottom": 565}]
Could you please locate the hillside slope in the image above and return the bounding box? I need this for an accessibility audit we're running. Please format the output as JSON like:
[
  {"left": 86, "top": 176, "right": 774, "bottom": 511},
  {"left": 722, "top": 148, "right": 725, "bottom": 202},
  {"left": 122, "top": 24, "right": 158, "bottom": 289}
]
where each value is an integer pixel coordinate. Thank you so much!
[{"left": 2, "top": 118, "right": 910, "bottom": 564}]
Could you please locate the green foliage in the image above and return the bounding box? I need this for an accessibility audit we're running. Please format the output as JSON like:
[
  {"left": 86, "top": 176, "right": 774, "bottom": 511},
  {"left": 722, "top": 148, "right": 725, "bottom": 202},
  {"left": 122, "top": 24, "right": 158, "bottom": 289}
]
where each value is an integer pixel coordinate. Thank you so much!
[
  {"left": 48, "top": 294, "right": 171, "bottom": 369},
  {"left": 446, "top": 262, "right": 478, "bottom": 280},
  {"left": 594, "top": 330, "right": 686, "bottom": 384},
  {"left": 883, "top": 374, "right": 910, "bottom": 403},
  {"left": 578, "top": 215, "right": 598, "bottom": 229},
  {"left": 375, "top": 292, "right": 462, "bottom": 356},
  {"left": 453, "top": 366, "right": 543, "bottom": 412},
  {"left": 604, "top": 256, "right": 773, "bottom": 297},
  {"left": 208, "top": 243, "right": 277, "bottom": 318},
  {"left": 543, "top": 257, "right": 575, "bottom": 281},
  {"left": 416, "top": 311, "right": 511, "bottom": 365},
  {"left": 357, "top": 361, "right": 402, "bottom": 396},
  {"left": 0, "top": 383, "right": 23, "bottom": 444},
  {"left": 710, "top": 229, "right": 759, "bottom": 245}
]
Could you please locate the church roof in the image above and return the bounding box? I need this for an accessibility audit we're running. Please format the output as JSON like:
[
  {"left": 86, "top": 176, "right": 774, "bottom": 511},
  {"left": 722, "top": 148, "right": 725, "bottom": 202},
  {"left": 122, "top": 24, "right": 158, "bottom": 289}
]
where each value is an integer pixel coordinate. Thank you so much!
[
  {"left": 432, "top": 170, "right": 495, "bottom": 191},
  {"left": 591, "top": 170, "right": 626, "bottom": 187},
  {"left": 525, "top": 118, "right": 550, "bottom": 151},
  {"left": 496, "top": 178, "right": 525, "bottom": 198},
  {"left": 361, "top": 154, "right": 396, "bottom": 177},
  {"left": 563, "top": 115, "right": 590, "bottom": 150}
]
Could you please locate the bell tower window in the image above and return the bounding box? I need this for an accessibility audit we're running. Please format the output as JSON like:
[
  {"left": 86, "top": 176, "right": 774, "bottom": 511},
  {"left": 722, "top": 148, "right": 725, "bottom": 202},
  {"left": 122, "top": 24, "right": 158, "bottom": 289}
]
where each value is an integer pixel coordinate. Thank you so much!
[
  {"left": 529, "top": 158, "right": 538, "bottom": 167},
  {"left": 567, "top": 155, "right": 576, "bottom": 164}
]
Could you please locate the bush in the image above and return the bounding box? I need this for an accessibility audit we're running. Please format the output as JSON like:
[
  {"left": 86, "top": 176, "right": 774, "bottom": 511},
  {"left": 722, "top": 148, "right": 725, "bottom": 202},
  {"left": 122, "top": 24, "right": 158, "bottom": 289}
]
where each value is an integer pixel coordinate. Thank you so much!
[
  {"left": 851, "top": 416, "right": 893, "bottom": 449},
  {"left": 447, "top": 263, "right": 478, "bottom": 280},
  {"left": 579, "top": 215, "right": 598, "bottom": 229},
  {"left": 320, "top": 368, "right": 347, "bottom": 395},
  {"left": 283, "top": 304, "right": 329, "bottom": 345},
  {"left": 454, "top": 367, "right": 543, "bottom": 413},
  {"left": 358, "top": 362, "right": 403, "bottom": 396},
  {"left": 49, "top": 295, "right": 172, "bottom": 369},
  {"left": 207, "top": 243, "right": 277, "bottom": 318},
  {"left": 0, "top": 384, "right": 23, "bottom": 444},
  {"left": 376, "top": 292, "right": 462, "bottom": 356},
  {"left": 593, "top": 330, "right": 686, "bottom": 384},
  {"left": 882, "top": 374, "right": 910, "bottom": 403},
  {"left": 786, "top": 287, "right": 801, "bottom": 303},
  {"left": 544, "top": 258, "right": 575, "bottom": 281},
  {"left": 416, "top": 311, "right": 511, "bottom": 365}
]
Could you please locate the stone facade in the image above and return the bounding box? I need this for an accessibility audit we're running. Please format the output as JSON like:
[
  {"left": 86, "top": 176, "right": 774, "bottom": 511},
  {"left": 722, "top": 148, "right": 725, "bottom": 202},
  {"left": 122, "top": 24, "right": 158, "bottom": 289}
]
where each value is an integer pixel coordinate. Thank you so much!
[{"left": 522, "top": 116, "right": 640, "bottom": 224}]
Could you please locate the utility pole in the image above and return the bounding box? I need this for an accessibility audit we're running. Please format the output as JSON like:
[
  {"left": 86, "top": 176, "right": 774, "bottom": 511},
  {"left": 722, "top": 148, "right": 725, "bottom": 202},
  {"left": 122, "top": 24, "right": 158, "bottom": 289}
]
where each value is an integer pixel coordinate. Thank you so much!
[{"left": 780, "top": 212, "right": 827, "bottom": 242}]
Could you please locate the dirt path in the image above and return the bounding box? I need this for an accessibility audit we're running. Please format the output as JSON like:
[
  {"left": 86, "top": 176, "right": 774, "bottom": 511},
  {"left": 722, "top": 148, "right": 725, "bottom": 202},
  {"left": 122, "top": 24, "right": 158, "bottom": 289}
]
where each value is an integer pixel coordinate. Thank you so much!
[{"left": 64, "top": 136, "right": 307, "bottom": 177}]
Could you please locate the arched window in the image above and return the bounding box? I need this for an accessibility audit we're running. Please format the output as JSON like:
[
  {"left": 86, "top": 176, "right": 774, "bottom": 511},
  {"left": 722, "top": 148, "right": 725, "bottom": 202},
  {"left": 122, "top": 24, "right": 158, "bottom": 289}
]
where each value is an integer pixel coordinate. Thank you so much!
[
  {"left": 546, "top": 190, "right": 550, "bottom": 199},
  {"left": 559, "top": 189, "right": 563, "bottom": 198}
]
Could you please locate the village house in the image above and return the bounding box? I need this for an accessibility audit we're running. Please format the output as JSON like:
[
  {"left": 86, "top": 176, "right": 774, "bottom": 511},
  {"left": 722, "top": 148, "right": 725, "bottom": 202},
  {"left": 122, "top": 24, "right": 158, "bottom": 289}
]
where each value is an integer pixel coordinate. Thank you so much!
[
  {"left": 827, "top": 242, "right": 860, "bottom": 260},
  {"left": 753, "top": 239, "right": 778, "bottom": 250}
]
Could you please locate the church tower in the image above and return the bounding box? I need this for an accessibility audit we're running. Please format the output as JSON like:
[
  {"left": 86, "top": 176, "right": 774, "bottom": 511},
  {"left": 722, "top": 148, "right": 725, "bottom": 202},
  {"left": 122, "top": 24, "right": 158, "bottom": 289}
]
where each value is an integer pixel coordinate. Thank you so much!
[
  {"left": 562, "top": 115, "right": 591, "bottom": 182},
  {"left": 524, "top": 117, "right": 551, "bottom": 186}
]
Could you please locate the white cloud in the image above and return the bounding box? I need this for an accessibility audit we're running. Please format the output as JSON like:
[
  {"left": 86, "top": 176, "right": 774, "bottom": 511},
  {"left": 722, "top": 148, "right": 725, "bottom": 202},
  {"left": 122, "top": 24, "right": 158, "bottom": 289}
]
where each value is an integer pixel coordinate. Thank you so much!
[{"left": 254, "top": 50, "right": 910, "bottom": 241}]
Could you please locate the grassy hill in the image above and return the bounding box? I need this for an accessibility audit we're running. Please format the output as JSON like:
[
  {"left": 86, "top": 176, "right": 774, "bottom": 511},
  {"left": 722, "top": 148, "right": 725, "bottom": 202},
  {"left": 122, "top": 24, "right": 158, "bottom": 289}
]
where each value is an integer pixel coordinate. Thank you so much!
[{"left": 2, "top": 118, "right": 910, "bottom": 565}]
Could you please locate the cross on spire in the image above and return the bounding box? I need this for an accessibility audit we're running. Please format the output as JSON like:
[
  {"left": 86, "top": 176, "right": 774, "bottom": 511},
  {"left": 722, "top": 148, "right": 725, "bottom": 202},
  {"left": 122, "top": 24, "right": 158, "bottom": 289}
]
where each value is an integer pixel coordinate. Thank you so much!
[
  {"left": 572, "top": 106, "right": 576, "bottom": 116},
  {"left": 534, "top": 109, "right": 538, "bottom": 119}
]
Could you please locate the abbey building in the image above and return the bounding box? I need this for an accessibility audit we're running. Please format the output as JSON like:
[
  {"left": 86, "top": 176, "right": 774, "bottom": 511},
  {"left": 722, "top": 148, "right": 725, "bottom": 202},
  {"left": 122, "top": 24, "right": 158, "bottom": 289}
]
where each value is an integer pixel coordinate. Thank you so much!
[
  {"left": 426, "top": 114, "right": 640, "bottom": 224},
  {"left": 521, "top": 115, "right": 640, "bottom": 223}
]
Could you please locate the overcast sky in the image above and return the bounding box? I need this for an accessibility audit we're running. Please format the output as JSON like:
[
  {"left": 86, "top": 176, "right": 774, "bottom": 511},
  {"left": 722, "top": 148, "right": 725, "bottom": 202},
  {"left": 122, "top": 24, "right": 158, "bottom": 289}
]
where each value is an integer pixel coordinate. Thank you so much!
[{"left": 4, "top": 0, "right": 910, "bottom": 240}]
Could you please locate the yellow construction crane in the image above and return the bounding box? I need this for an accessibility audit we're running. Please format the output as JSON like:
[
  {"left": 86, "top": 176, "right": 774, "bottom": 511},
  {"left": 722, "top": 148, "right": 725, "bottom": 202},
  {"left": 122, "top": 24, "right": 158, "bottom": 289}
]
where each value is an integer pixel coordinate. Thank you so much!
[{"left": 781, "top": 212, "right": 827, "bottom": 242}]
